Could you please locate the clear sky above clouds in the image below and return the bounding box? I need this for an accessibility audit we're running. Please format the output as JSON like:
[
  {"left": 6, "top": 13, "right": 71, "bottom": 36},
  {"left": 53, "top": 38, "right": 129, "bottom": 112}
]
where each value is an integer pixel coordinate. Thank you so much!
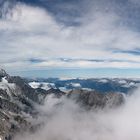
[{"left": 0, "top": 0, "right": 140, "bottom": 78}]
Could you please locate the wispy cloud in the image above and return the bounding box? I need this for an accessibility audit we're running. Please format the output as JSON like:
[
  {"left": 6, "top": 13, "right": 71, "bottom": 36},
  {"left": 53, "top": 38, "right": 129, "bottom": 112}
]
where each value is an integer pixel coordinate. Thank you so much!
[
  {"left": 0, "top": 0, "right": 140, "bottom": 74},
  {"left": 113, "top": 48, "right": 140, "bottom": 56}
]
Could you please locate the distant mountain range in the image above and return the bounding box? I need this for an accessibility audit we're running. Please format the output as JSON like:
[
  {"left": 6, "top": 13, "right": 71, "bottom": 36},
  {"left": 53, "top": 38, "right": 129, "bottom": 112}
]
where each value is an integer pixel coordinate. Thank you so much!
[
  {"left": 0, "top": 69, "right": 129, "bottom": 140},
  {"left": 27, "top": 77, "right": 139, "bottom": 94}
]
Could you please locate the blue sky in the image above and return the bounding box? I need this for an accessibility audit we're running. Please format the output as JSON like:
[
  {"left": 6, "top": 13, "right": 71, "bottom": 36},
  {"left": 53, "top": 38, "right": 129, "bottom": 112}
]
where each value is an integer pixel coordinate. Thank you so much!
[
  {"left": 10, "top": 68, "right": 140, "bottom": 78},
  {"left": 1, "top": 0, "right": 140, "bottom": 78}
]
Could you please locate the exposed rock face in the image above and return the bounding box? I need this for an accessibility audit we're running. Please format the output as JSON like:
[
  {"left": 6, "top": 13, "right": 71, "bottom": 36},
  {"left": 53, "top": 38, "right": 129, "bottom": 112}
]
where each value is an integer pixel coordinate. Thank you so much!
[
  {"left": 45, "top": 88, "right": 65, "bottom": 97},
  {"left": 0, "top": 71, "right": 48, "bottom": 140},
  {"left": 7, "top": 76, "right": 45, "bottom": 104},
  {"left": 68, "top": 89, "right": 124, "bottom": 108},
  {"left": 0, "top": 70, "right": 125, "bottom": 140},
  {"left": 0, "top": 69, "right": 9, "bottom": 79},
  {"left": 0, "top": 70, "right": 66, "bottom": 140}
]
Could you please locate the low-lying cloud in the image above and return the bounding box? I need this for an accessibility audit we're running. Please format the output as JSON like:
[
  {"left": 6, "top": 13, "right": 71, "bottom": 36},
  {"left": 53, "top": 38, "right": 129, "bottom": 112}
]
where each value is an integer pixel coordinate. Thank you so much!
[{"left": 14, "top": 88, "right": 140, "bottom": 140}]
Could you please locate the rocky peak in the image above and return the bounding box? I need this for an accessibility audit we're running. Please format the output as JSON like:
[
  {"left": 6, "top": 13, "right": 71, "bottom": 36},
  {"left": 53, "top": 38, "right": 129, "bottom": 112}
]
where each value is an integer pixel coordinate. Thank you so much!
[
  {"left": 0, "top": 69, "right": 9, "bottom": 79},
  {"left": 45, "top": 88, "right": 65, "bottom": 97},
  {"left": 68, "top": 89, "right": 125, "bottom": 108}
]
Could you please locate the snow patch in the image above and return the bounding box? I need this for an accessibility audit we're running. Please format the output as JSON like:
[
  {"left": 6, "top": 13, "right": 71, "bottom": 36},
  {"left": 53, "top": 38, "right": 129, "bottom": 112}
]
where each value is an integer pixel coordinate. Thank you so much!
[
  {"left": 118, "top": 80, "right": 127, "bottom": 84},
  {"left": 29, "top": 82, "right": 55, "bottom": 91},
  {"left": 98, "top": 79, "right": 108, "bottom": 83},
  {"left": 71, "top": 83, "right": 81, "bottom": 88},
  {"left": 0, "top": 77, "right": 16, "bottom": 97}
]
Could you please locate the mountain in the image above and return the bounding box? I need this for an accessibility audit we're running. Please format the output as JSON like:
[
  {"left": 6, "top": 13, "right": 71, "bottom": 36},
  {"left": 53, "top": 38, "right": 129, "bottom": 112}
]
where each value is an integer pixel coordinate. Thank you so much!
[
  {"left": 28, "top": 77, "right": 138, "bottom": 93},
  {"left": 0, "top": 69, "right": 49, "bottom": 140},
  {"left": 0, "top": 69, "right": 124, "bottom": 140},
  {"left": 68, "top": 89, "right": 124, "bottom": 109}
]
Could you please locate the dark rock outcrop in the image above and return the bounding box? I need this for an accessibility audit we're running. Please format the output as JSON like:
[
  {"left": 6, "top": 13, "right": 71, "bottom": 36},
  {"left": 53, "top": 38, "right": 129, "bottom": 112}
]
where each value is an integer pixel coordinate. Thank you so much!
[
  {"left": 7, "top": 76, "right": 45, "bottom": 104},
  {"left": 0, "top": 69, "right": 9, "bottom": 80},
  {"left": 45, "top": 88, "right": 65, "bottom": 97},
  {"left": 68, "top": 89, "right": 124, "bottom": 109}
]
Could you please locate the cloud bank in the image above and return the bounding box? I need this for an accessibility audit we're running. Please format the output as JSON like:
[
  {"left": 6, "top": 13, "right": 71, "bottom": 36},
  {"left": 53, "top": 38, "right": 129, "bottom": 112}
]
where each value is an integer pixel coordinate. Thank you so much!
[{"left": 13, "top": 88, "right": 140, "bottom": 140}]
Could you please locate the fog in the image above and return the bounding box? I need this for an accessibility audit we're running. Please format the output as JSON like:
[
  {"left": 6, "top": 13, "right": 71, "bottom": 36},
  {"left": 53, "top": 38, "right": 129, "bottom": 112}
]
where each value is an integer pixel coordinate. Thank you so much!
[{"left": 13, "top": 88, "right": 140, "bottom": 140}]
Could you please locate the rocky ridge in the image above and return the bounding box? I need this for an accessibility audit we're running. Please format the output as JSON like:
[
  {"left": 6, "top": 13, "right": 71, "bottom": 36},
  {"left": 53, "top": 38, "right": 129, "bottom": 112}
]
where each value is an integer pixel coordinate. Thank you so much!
[{"left": 0, "top": 69, "right": 124, "bottom": 140}]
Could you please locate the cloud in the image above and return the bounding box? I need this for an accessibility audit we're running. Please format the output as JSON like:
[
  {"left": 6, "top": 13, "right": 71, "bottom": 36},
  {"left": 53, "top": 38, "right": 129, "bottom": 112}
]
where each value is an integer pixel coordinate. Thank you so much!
[
  {"left": 129, "top": 0, "right": 140, "bottom": 5},
  {"left": 13, "top": 87, "right": 140, "bottom": 140},
  {"left": 1, "top": 1, "right": 140, "bottom": 72},
  {"left": 113, "top": 49, "right": 140, "bottom": 56}
]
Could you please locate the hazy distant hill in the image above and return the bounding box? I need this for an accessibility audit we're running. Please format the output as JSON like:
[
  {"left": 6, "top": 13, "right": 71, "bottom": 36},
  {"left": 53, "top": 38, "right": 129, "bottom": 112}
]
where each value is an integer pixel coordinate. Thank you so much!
[{"left": 28, "top": 77, "right": 139, "bottom": 93}]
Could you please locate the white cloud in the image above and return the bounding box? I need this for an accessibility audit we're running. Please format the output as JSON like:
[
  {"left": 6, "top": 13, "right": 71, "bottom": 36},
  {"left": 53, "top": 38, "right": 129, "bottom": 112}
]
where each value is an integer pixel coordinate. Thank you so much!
[{"left": 0, "top": 1, "right": 140, "bottom": 71}]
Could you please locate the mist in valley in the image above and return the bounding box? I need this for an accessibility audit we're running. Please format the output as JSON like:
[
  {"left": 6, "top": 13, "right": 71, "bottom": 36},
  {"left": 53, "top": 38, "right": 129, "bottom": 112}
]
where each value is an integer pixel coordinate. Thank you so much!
[{"left": 13, "top": 88, "right": 140, "bottom": 140}]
